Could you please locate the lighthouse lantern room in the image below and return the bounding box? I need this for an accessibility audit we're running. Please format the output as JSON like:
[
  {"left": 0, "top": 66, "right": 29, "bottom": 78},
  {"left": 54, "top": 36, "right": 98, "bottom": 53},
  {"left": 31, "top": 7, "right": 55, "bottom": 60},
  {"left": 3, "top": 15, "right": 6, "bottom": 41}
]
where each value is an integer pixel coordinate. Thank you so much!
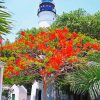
[{"left": 38, "top": 0, "right": 56, "bottom": 28}]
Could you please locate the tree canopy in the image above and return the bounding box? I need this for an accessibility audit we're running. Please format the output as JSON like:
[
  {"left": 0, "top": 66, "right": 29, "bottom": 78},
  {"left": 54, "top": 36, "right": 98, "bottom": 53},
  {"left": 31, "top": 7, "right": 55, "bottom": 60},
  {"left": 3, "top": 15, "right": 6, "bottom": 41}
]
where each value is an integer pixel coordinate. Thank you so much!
[
  {"left": 52, "top": 9, "right": 100, "bottom": 40},
  {"left": 0, "top": 27, "right": 100, "bottom": 100},
  {"left": 1, "top": 28, "right": 99, "bottom": 79}
]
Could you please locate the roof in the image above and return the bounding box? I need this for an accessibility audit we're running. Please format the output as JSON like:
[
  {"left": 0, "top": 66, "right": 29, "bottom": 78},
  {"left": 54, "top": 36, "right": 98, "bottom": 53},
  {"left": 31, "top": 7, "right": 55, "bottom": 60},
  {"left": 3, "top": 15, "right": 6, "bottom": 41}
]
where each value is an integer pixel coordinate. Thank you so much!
[
  {"left": 18, "top": 85, "right": 27, "bottom": 93},
  {"left": 10, "top": 84, "right": 27, "bottom": 93}
]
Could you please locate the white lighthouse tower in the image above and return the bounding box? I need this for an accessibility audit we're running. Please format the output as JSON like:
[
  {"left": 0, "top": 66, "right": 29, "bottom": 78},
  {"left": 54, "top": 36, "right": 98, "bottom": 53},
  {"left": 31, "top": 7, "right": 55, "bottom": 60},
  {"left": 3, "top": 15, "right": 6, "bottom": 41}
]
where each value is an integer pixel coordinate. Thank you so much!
[{"left": 38, "top": 0, "right": 56, "bottom": 28}]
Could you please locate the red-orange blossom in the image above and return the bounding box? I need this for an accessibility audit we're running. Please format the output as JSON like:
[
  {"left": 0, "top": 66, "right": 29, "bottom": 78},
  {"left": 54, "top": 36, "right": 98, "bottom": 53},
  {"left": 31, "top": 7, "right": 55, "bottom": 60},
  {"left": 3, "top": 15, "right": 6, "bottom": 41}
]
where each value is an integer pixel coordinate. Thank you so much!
[{"left": 0, "top": 27, "right": 99, "bottom": 79}]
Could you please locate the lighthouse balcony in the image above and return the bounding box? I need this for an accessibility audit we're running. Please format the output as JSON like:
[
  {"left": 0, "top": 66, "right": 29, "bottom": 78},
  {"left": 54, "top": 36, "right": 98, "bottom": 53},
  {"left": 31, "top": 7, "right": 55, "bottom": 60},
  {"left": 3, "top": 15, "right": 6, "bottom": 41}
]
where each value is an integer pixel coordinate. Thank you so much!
[{"left": 37, "top": 8, "right": 56, "bottom": 15}]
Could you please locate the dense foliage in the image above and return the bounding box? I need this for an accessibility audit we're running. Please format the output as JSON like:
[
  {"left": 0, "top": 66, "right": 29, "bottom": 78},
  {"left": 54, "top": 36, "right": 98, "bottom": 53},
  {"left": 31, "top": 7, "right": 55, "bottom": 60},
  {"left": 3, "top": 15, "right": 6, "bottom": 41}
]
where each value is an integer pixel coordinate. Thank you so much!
[
  {"left": 63, "top": 65, "right": 100, "bottom": 100},
  {"left": 55, "top": 51, "right": 100, "bottom": 99},
  {"left": 52, "top": 9, "right": 100, "bottom": 39}
]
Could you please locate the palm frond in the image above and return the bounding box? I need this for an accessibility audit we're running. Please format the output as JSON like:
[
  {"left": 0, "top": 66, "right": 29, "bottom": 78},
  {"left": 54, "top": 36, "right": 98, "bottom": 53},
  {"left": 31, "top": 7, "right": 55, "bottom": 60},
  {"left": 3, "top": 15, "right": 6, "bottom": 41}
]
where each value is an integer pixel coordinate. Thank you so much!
[
  {"left": 89, "top": 81, "right": 100, "bottom": 100},
  {"left": 68, "top": 65, "right": 100, "bottom": 99},
  {"left": 0, "top": 1, "right": 11, "bottom": 34}
]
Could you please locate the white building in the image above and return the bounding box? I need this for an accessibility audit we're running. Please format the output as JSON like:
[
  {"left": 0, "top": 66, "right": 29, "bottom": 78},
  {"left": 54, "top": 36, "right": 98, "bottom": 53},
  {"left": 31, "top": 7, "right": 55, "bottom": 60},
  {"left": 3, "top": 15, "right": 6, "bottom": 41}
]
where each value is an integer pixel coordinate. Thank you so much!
[
  {"left": 9, "top": 84, "right": 27, "bottom": 100},
  {"left": 30, "top": 80, "right": 56, "bottom": 100},
  {"left": 37, "top": 0, "right": 56, "bottom": 28},
  {"left": 30, "top": 81, "right": 43, "bottom": 100}
]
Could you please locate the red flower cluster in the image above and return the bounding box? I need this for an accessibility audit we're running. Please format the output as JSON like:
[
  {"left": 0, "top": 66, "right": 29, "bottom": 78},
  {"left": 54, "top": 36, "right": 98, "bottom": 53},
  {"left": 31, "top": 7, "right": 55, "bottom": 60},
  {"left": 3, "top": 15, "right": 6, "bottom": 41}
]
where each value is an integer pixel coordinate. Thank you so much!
[
  {"left": 92, "top": 44, "right": 100, "bottom": 50},
  {"left": 25, "top": 41, "right": 34, "bottom": 48},
  {"left": 15, "top": 57, "right": 21, "bottom": 66},
  {"left": 29, "top": 34, "right": 35, "bottom": 41},
  {"left": 72, "top": 32, "right": 79, "bottom": 38},
  {"left": 20, "top": 31, "right": 26, "bottom": 36},
  {"left": 83, "top": 42, "right": 91, "bottom": 50},
  {"left": 49, "top": 33, "right": 56, "bottom": 41}
]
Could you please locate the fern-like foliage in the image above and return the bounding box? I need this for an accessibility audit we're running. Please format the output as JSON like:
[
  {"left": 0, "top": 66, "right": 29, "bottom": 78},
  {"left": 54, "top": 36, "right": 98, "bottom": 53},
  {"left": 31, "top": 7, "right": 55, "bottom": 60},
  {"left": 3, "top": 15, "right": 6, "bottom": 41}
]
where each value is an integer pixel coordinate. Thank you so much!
[{"left": 67, "top": 65, "right": 100, "bottom": 100}]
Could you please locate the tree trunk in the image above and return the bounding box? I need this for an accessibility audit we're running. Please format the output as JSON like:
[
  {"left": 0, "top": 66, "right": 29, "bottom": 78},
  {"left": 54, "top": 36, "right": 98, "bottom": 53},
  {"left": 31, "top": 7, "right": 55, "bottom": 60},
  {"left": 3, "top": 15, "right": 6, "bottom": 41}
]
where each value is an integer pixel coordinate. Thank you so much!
[
  {"left": 42, "top": 76, "right": 48, "bottom": 100},
  {"left": 43, "top": 83, "right": 47, "bottom": 100}
]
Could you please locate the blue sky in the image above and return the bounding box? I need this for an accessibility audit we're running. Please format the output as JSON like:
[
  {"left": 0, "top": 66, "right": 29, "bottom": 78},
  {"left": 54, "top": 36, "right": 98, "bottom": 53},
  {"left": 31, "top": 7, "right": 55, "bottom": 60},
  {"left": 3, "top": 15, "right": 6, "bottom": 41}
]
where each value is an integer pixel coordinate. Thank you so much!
[{"left": 3, "top": 0, "right": 100, "bottom": 42}]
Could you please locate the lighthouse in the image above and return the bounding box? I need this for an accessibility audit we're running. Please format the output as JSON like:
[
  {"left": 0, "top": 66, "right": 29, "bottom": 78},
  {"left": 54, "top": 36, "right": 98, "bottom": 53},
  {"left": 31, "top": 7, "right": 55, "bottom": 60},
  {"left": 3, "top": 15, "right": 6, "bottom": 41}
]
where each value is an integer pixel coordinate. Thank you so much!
[
  {"left": 30, "top": 1, "right": 56, "bottom": 100},
  {"left": 37, "top": 0, "right": 56, "bottom": 28}
]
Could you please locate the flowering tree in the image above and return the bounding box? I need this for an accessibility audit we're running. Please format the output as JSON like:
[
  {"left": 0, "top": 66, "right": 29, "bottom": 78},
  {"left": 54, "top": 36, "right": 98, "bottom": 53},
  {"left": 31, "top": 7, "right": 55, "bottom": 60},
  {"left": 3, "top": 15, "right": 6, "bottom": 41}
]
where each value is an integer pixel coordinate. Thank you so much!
[{"left": 0, "top": 28, "right": 100, "bottom": 100}]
